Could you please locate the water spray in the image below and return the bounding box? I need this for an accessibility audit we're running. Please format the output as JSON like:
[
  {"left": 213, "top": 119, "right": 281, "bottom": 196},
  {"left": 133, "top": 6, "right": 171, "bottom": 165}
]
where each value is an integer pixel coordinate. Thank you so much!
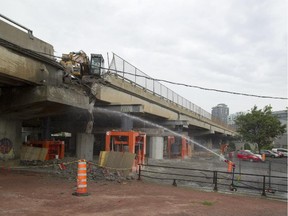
[
  {"left": 95, "top": 107, "right": 225, "bottom": 159},
  {"left": 96, "top": 107, "right": 240, "bottom": 190}
]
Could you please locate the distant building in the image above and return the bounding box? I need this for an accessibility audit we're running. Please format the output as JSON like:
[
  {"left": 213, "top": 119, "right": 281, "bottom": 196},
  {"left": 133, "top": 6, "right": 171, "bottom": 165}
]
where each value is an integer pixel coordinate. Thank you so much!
[
  {"left": 228, "top": 112, "right": 241, "bottom": 125},
  {"left": 227, "top": 112, "right": 246, "bottom": 129},
  {"left": 212, "top": 103, "right": 229, "bottom": 124},
  {"left": 272, "top": 110, "right": 287, "bottom": 148}
]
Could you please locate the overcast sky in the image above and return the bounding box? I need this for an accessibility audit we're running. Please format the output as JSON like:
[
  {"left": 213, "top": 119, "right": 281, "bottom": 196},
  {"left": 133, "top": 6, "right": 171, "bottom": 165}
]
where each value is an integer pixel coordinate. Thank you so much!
[{"left": 1, "top": 0, "right": 287, "bottom": 114}]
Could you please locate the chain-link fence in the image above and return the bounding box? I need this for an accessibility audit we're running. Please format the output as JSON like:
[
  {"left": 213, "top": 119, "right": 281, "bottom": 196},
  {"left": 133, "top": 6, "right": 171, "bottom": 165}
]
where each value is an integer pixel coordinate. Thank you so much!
[{"left": 107, "top": 53, "right": 212, "bottom": 120}]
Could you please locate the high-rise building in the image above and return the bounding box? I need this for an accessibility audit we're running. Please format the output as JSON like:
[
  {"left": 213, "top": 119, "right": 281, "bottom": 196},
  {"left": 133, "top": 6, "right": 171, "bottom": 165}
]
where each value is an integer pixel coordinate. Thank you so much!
[{"left": 212, "top": 103, "right": 229, "bottom": 124}]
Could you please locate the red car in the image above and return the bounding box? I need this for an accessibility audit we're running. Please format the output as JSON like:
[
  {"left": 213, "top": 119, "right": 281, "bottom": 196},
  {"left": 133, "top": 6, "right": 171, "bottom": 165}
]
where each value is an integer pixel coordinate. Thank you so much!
[{"left": 237, "top": 150, "right": 262, "bottom": 162}]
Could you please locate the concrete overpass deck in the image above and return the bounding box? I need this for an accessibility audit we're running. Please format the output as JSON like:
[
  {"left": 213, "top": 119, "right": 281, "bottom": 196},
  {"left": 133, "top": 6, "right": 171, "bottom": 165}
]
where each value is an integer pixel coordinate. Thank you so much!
[
  {"left": 0, "top": 16, "right": 236, "bottom": 161},
  {"left": 95, "top": 73, "right": 235, "bottom": 136}
]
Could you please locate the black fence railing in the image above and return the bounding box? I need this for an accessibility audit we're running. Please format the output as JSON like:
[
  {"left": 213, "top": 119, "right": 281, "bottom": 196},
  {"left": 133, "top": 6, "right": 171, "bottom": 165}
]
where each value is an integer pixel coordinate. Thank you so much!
[
  {"left": 137, "top": 164, "right": 287, "bottom": 199},
  {"left": 237, "top": 158, "right": 285, "bottom": 171}
]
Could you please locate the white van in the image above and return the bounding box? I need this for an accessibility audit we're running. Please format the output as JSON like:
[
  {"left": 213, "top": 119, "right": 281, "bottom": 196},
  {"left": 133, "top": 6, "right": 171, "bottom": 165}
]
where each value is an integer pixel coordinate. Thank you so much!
[{"left": 272, "top": 148, "right": 288, "bottom": 157}]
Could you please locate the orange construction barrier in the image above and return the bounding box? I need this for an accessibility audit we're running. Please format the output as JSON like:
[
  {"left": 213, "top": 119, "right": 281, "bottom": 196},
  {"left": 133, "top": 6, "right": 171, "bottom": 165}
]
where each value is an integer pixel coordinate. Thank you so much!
[
  {"left": 262, "top": 154, "right": 266, "bottom": 161},
  {"left": 25, "top": 140, "right": 65, "bottom": 160},
  {"left": 73, "top": 159, "right": 89, "bottom": 196},
  {"left": 227, "top": 161, "right": 234, "bottom": 172}
]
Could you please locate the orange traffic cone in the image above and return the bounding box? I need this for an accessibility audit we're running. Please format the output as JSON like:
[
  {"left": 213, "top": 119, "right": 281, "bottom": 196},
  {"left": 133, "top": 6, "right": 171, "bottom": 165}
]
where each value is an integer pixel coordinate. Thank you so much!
[
  {"left": 73, "top": 159, "right": 89, "bottom": 196},
  {"left": 227, "top": 161, "right": 233, "bottom": 172}
]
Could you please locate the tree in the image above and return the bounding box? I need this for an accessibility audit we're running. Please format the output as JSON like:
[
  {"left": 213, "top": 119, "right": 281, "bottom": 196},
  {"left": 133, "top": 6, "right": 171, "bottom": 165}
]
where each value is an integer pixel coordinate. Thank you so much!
[
  {"left": 228, "top": 142, "right": 236, "bottom": 152},
  {"left": 235, "top": 105, "right": 286, "bottom": 153},
  {"left": 244, "top": 143, "right": 251, "bottom": 150}
]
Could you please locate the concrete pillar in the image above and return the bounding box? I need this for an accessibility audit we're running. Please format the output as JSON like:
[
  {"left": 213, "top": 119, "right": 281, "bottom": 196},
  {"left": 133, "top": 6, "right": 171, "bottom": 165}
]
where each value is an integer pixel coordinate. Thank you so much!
[
  {"left": 0, "top": 117, "right": 22, "bottom": 159},
  {"left": 207, "top": 137, "right": 213, "bottom": 149},
  {"left": 172, "top": 125, "right": 183, "bottom": 155},
  {"left": 121, "top": 115, "right": 133, "bottom": 131},
  {"left": 69, "top": 133, "right": 77, "bottom": 155},
  {"left": 149, "top": 136, "right": 164, "bottom": 159},
  {"left": 42, "top": 117, "right": 51, "bottom": 140},
  {"left": 76, "top": 133, "right": 94, "bottom": 161},
  {"left": 188, "top": 131, "right": 195, "bottom": 152}
]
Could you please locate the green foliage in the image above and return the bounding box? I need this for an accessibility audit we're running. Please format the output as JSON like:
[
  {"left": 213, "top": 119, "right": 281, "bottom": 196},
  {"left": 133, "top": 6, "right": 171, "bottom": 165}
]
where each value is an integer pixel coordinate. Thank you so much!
[
  {"left": 228, "top": 142, "right": 236, "bottom": 151},
  {"left": 261, "top": 143, "right": 272, "bottom": 150},
  {"left": 244, "top": 143, "right": 251, "bottom": 150},
  {"left": 202, "top": 201, "right": 214, "bottom": 206},
  {"left": 235, "top": 105, "right": 286, "bottom": 153}
]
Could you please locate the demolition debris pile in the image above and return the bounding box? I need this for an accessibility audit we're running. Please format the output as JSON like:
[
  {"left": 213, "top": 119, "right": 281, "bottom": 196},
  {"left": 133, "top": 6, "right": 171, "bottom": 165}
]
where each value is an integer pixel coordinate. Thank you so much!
[{"left": 19, "top": 157, "right": 136, "bottom": 183}]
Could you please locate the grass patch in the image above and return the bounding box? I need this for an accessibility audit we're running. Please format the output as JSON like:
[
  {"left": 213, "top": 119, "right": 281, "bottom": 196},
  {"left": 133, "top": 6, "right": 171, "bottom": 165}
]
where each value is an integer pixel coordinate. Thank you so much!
[{"left": 202, "top": 200, "right": 214, "bottom": 206}]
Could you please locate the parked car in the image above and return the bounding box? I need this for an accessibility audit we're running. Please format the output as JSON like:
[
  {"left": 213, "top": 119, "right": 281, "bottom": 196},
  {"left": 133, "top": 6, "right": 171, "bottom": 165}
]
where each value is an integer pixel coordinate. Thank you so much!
[
  {"left": 237, "top": 150, "right": 262, "bottom": 162},
  {"left": 244, "top": 150, "right": 263, "bottom": 160},
  {"left": 272, "top": 148, "right": 288, "bottom": 157},
  {"left": 260, "top": 150, "right": 279, "bottom": 158}
]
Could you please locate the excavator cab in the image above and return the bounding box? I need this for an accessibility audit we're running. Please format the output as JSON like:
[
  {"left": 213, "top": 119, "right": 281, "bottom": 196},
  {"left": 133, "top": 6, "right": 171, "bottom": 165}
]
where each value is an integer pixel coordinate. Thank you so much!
[{"left": 90, "top": 54, "right": 104, "bottom": 76}]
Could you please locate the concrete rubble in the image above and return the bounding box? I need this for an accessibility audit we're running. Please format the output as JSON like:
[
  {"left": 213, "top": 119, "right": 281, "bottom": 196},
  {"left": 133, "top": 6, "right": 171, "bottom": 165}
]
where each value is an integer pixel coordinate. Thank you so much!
[{"left": 18, "top": 157, "right": 137, "bottom": 183}]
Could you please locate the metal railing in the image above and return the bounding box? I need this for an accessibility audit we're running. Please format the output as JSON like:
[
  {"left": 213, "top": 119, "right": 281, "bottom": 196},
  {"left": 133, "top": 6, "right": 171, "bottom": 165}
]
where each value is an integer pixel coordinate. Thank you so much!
[
  {"left": 107, "top": 53, "right": 212, "bottom": 120},
  {"left": 137, "top": 163, "right": 288, "bottom": 199}
]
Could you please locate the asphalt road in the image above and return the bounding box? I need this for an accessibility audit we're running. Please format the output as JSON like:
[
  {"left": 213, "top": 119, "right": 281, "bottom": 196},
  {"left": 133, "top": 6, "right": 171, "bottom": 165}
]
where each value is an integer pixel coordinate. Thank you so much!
[{"left": 144, "top": 155, "right": 287, "bottom": 200}]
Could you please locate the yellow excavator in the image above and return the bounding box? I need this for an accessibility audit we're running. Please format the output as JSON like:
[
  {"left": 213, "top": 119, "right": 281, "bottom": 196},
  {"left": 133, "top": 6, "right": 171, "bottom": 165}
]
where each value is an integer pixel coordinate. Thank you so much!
[{"left": 60, "top": 50, "right": 104, "bottom": 77}]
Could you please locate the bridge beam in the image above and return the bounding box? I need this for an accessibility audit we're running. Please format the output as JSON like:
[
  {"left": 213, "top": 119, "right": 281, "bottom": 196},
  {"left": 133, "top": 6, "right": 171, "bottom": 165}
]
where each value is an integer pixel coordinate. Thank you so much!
[
  {"left": 136, "top": 128, "right": 164, "bottom": 136},
  {"left": 161, "top": 120, "right": 188, "bottom": 128},
  {"left": 97, "top": 104, "right": 144, "bottom": 113},
  {"left": 0, "top": 19, "right": 62, "bottom": 86},
  {"left": 0, "top": 85, "right": 90, "bottom": 119},
  {"left": 0, "top": 19, "right": 54, "bottom": 55},
  {"left": 99, "top": 75, "right": 236, "bottom": 136}
]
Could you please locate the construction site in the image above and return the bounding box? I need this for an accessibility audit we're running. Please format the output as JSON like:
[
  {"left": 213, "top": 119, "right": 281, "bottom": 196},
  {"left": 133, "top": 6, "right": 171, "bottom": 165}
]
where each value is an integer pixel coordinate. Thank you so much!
[{"left": 0, "top": 14, "right": 287, "bottom": 215}]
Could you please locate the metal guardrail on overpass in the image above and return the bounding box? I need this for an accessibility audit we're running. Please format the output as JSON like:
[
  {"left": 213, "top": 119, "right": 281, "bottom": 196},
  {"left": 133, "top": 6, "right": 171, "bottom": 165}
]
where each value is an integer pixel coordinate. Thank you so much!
[
  {"left": 106, "top": 53, "right": 235, "bottom": 131},
  {"left": 107, "top": 53, "right": 212, "bottom": 120}
]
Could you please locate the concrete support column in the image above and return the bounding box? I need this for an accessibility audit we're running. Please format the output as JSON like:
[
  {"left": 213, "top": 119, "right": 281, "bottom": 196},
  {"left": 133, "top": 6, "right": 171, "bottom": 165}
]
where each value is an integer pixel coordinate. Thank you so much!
[
  {"left": 180, "top": 131, "right": 190, "bottom": 158},
  {"left": 149, "top": 136, "right": 164, "bottom": 159},
  {"left": 207, "top": 137, "right": 213, "bottom": 149},
  {"left": 76, "top": 133, "right": 94, "bottom": 161},
  {"left": 0, "top": 117, "right": 22, "bottom": 159},
  {"left": 42, "top": 117, "right": 51, "bottom": 140},
  {"left": 188, "top": 131, "right": 195, "bottom": 152},
  {"left": 69, "top": 133, "right": 77, "bottom": 155},
  {"left": 121, "top": 115, "right": 133, "bottom": 131}
]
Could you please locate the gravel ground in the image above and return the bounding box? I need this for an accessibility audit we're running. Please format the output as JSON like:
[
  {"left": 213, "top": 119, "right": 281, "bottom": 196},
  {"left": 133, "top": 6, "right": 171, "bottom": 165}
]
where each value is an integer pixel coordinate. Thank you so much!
[
  {"left": 0, "top": 170, "right": 287, "bottom": 216},
  {"left": 0, "top": 155, "right": 287, "bottom": 215}
]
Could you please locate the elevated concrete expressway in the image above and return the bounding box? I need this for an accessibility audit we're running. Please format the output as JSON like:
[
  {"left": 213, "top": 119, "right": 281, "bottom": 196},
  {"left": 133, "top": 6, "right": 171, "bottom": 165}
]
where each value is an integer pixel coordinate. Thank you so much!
[
  {"left": 88, "top": 73, "right": 236, "bottom": 159},
  {"left": 0, "top": 18, "right": 91, "bottom": 159},
  {"left": 0, "top": 17, "right": 235, "bottom": 161},
  {"left": 0, "top": 18, "right": 90, "bottom": 119},
  {"left": 93, "top": 73, "right": 235, "bottom": 136}
]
